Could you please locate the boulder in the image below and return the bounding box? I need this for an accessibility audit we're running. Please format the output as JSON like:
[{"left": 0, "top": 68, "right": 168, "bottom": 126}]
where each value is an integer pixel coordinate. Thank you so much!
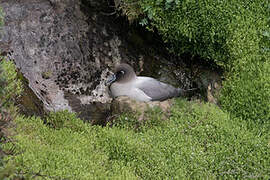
[
  {"left": 0, "top": 0, "right": 141, "bottom": 121},
  {"left": 0, "top": 0, "right": 222, "bottom": 123}
]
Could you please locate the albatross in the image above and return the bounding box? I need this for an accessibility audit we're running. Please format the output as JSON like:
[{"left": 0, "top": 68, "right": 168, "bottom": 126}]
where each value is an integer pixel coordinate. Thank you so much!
[{"left": 107, "top": 63, "right": 193, "bottom": 102}]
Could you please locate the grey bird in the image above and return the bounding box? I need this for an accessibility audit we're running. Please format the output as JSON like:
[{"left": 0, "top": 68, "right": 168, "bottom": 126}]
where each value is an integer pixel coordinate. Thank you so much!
[{"left": 107, "top": 63, "right": 193, "bottom": 102}]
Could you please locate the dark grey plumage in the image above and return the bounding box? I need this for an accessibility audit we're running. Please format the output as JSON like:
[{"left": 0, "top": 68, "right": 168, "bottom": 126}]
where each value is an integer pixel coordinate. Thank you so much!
[{"left": 136, "top": 77, "right": 182, "bottom": 101}]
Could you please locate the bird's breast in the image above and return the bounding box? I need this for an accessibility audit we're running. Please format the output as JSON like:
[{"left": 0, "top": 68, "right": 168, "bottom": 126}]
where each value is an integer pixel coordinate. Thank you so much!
[{"left": 110, "top": 82, "right": 151, "bottom": 102}]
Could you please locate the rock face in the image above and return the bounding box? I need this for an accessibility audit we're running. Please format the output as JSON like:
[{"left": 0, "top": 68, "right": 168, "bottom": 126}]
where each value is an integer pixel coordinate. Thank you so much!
[
  {"left": 0, "top": 0, "right": 140, "bottom": 119},
  {"left": 0, "top": 0, "right": 222, "bottom": 122}
]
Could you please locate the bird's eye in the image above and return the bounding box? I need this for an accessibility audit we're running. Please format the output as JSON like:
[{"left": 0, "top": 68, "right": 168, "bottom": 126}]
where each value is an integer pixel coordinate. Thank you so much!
[{"left": 120, "top": 70, "right": 125, "bottom": 74}]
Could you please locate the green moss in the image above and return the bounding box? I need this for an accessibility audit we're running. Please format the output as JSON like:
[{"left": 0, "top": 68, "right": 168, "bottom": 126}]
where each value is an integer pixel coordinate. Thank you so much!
[
  {"left": 0, "top": 58, "right": 23, "bottom": 108},
  {"left": 220, "top": 58, "right": 270, "bottom": 124},
  {"left": 125, "top": 0, "right": 268, "bottom": 67},
  {"left": 111, "top": 106, "right": 166, "bottom": 131},
  {"left": 0, "top": 58, "right": 23, "bottom": 128},
  {"left": 219, "top": 10, "right": 270, "bottom": 123},
  {"left": 119, "top": 0, "right": 270, "bottom": 123},
  {"left": 2, "top": 114, "right": 137, "bottom": 179},
  {"left": 2, "top": 100, "right": 270, "bottom": 179},
  {"left": 0, "top": 58, "right": 23, "bottom": 177}
]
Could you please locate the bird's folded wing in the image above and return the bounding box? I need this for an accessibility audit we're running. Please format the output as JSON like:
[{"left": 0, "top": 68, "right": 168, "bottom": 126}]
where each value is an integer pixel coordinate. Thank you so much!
[{"left": 136, "top": 77, "right": 179, "bottom": 101}]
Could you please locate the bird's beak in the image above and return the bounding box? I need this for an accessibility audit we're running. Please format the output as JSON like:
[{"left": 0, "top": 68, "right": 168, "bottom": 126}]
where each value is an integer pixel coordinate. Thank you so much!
[{"left": 106, "top": 74, "right": 116, "bottom": 85}]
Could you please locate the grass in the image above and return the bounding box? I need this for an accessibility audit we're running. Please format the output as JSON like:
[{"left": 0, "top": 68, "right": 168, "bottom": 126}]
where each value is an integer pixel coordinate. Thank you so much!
[{"left": 1, "top": 99, "right": 269, "bottom": 179}]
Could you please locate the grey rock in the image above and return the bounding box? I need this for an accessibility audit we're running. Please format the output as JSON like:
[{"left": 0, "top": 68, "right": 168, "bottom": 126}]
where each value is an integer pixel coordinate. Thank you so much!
[{"left": 0, "top": 0, "right": 136, "bottom": 119}]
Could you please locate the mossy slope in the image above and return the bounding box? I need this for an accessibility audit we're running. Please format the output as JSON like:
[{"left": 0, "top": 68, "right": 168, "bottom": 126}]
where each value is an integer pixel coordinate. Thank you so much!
[
  {"left": 2, "top": 100, "right": 269, "bottom": 179},
  {"left": 119, "top": 0, "right": 270, "bottom": 123}
]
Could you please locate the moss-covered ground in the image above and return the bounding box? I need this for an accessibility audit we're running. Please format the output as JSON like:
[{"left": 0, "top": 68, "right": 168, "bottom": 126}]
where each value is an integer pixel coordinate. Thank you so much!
[
  {"left": 118, "top": 0, "right": 270, "bottom": 124},
  {"left": 1, "top": 99, "right": 269, "bottom": 179}
]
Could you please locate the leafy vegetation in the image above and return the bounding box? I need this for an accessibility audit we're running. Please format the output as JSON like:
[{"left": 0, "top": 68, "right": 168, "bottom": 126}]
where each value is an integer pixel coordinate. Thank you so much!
[{"left": 1, "top": 100, "right": 270, "bottom": 179}]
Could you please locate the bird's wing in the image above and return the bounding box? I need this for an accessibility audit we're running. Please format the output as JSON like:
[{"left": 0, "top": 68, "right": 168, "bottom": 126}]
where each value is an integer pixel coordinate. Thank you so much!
[{"left": 136, "top": 77, "right": 179, "bottom": 101}]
